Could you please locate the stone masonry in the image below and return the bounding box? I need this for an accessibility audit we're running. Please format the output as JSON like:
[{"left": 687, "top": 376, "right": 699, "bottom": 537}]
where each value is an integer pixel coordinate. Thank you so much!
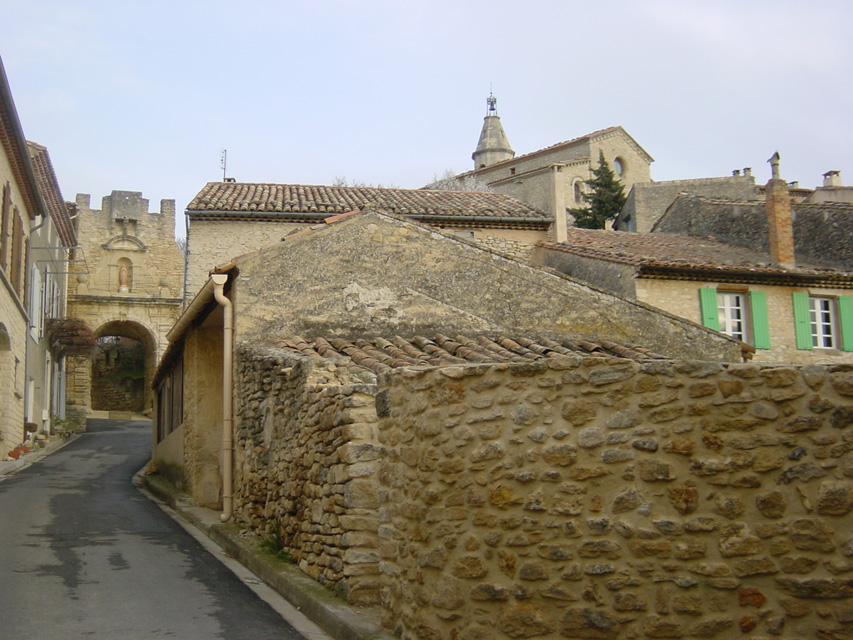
[
  {"left": 231, "top": 342, "right": 853, "bottom": 639},
  {"left": 65, "top": 191, "right": 183, "bottom": 421}
]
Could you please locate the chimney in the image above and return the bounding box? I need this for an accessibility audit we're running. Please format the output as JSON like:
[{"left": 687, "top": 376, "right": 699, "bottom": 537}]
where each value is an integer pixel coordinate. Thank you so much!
[
  {"left": 732, "top": 169, "right": 741, "bottom": 176},
  {"left": 743, "top": 167, "right": 752, "bottom": 177},
  {"left": 765, "top": 152, "right": 795, "bottom": 268},
  {"left": 823, "top": 170, "right": 842, "bottom": 187},
  {"left": 551, "top": 164, "right": 567, "bottom": 243}
]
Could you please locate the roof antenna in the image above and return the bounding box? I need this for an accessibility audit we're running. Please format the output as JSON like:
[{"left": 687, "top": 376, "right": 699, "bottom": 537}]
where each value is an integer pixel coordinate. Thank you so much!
[{"left": 220, "top": 149, "right": 227, "bottom": 182}]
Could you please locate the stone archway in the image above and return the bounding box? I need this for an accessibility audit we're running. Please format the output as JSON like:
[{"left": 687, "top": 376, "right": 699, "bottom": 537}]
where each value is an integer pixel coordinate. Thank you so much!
[{"left": 91, "top": 320, "right": 157, "bottom": 414}]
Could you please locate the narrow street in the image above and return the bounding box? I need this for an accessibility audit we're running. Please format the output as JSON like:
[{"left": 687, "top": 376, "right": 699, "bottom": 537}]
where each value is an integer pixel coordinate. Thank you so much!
[{"left": 0, "top": 419, "right": 310, "bottom": 639}]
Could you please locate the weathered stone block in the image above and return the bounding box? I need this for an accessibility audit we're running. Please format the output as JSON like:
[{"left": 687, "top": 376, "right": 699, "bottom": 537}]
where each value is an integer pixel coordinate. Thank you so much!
[
  {"left": 498, "top": 602, "right": 557, "bottom": 638},
  {"left": 560, "top": 608, "right": 620, "bottom": 639},
  {"left": 790, "top": 518, "right": 836, "bottom": 552},
  {"left": 817, "top": 480, "right": 853, "bottom": 515},
  {"left": 637, "top": 460, "right": 674, "bottom": 482},
  {"left": 775, "top": 577, "right": 853, "bottom": 598}
]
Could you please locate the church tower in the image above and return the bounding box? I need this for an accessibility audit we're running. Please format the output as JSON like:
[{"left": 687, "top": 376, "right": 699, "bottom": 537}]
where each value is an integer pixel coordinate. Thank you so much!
[{"left": 472, "top": 93, "right": 514, "bottom": 170}]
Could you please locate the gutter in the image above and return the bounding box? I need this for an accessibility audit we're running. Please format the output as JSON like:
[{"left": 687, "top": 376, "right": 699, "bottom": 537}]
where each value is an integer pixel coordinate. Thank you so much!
[
  {"left": 211, "top": 273, "right": 234, "bottom": 522},
  {"left": 166, "top": 277, "right": 216, "bottom": 342},
  {"left": 163, "top": 272, "right": 235, "bottom": 522}
]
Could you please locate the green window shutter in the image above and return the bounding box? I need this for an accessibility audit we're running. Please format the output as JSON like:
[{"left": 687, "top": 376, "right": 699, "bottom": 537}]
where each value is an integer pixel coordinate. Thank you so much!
[
  {"left": 699, "top": 288, "right": 719, "bottom": 331},
  {"left": 749, "top": 291, "right": 770, "bottom": 349},
  {"left": 839, "top": 295, "right": 853, "bottom": 352},
  {"left": 792, "top": 292, "right": 812, "bottom": 350}
]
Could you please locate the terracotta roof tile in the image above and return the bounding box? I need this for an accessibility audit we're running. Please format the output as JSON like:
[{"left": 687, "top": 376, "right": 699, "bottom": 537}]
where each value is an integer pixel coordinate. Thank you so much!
[
  {"left": 275, "top": 334, "right": 666, "bottom": 374},
  {"left": 28, "top": 141, "right": 75, "bottom": 247},
  {"left": 187, "top": 182, "right": 549, "bottom": 222}
]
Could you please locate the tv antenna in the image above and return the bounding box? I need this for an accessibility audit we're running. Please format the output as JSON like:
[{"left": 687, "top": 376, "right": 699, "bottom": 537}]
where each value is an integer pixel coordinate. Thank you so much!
[{"left": 220, "top": 149, "right": 227, "bottom": 181}]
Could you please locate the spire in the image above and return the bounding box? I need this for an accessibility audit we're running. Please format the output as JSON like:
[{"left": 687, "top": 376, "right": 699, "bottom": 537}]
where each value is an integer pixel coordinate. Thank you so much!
[{"left": 472, "top": 93, "right": 514, "bottom": 170}]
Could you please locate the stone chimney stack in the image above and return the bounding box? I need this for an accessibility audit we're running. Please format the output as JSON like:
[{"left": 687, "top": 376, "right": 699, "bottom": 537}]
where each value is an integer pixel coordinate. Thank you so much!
[
  {"left": 765, "top": 152, "right": 795, "bottom": 269},
  {"left": 823, "top": 170, "right": 842, "bottom": 187}
]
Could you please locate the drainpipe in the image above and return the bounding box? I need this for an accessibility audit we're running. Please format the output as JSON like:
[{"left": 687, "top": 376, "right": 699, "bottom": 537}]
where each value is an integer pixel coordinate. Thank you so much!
[{"left": 211, "top": 273, "right": 233, "bottom": 522}]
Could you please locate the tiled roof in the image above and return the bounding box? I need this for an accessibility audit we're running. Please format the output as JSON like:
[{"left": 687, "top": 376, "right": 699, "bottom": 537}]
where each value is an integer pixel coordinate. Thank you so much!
[
  {"left": 275, "top": 334, "right": 666, "bottom": 375},
  {"left": 28, "top": 142, "right": 75, "bottom": 247},
  {"left": 544, "top": 229, "right": 853, "bottom": 282},
  {"left": 0, "top": 58, "right": 44, "bottom": 220},
  {"left": 187, "top": 182, "right": 549, "bottom": 222}
]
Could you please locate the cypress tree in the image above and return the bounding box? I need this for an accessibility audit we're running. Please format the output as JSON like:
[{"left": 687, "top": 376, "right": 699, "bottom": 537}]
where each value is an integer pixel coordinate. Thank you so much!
[{"left": 568, "top": 150, "right": 627, "bottom": 229}]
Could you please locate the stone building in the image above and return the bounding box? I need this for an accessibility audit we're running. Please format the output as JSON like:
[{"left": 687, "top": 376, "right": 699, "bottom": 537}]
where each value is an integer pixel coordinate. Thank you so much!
[
  {"left": 24, "top": 142, "right": 76, "bottom": 439},
  {"left": 154, "top": 208, "right": 739, "bottom": 505},
  {"left": 65, "top": 191, "right": 183, "bottom": 422},
  {"left": 184, "top": 182, "right": 553, "bottom": 299},
  {"left": 614, "top": 172, "right": 761, "bottom": 233},
  {"left": 0, "top": 57, "right": 73, "bottom": 451},
  {"left": 457, "top": 95, "right": 653, "bottom": 228},
  {"left": 152, "top": 209, "right": 853, "bottom": 639},
  {"left": 537, "top": 166, "right": 853, "bottom": 365}
]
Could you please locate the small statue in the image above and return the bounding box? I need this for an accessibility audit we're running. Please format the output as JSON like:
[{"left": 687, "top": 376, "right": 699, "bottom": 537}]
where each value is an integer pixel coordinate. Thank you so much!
[{"left": 118, "top": 265, "right": 129, "bottom": 293}]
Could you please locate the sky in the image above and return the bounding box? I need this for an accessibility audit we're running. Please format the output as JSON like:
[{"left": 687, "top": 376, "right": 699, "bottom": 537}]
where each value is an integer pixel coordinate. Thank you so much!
[{"left": 2, "top": 0, "right": 851, "bottom": 239}]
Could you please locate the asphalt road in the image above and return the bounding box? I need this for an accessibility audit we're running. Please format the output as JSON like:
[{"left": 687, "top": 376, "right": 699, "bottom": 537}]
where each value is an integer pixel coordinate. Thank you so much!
[{"left": 0, "top": 418, "right": 308, "bottom": 639}]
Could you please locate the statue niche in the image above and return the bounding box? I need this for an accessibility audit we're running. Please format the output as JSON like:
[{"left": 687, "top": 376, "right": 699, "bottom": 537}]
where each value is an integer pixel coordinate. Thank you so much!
[{"left": 117, "top": 257, "right": 133, "bottom": 293}]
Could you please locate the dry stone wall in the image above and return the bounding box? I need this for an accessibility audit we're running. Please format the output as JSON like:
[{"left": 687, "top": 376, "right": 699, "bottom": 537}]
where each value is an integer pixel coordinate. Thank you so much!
[
  {"left": 230, "top": 340, "right": 853, "bottom": 639},
  {"left": 375, "top": 358, "right": 853, "bottom": 640},
  {"left": 232, "top": 346, "right": 384, "bottom": 605}
]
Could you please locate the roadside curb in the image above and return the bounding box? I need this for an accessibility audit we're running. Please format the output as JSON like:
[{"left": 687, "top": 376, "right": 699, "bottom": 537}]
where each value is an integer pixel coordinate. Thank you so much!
[
  {"left": 0, "top": 434, "right": 79, "bottom": 478},
  {"left": 137, "top": 470, "right": 394, "bottom": 640}
]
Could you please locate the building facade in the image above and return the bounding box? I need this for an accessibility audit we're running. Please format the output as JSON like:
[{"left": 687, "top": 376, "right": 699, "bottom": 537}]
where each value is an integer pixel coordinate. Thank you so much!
[
  {"left": 537, "top": 171, "right": 853, "bottom": 365},
  {"left": 184, "top": 182, "right": 554, "bottom": 299},
  {"left": 24, "top": 142, "right": 76, "bottom": 439},
  {"left": 64, "top": 191, "right": 183, "bottom": 423},
  {"left": 458, "top": 96, "right": 653, "bottom": 228},
  {"left": 0, "top": 58, "right": 56, "bottom": 450}
]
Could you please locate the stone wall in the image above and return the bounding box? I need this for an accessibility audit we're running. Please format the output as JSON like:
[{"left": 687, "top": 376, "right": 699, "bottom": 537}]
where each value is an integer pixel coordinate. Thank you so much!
[
  {"left": 375, "top": 358, "right": 853, "bottom": 640},
  {"left": 655, "top": 196, "right": 853, "bottom": 270},
  {"left": 232, "top": 346, "right": 384, "bottom": 605},
  {"left": 229, "top": 339, "right": 853, "bottom": 639},
  {"left": 617, "top": 175, "right": 758, "bottom": 234},
  {"left": 65, "top": 191, "right": 183, "bottom": 418}
]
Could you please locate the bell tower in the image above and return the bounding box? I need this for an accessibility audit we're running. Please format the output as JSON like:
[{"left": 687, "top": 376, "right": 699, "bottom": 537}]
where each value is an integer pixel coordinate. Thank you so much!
[{"left": 472, "top": 93, "right": 514, "bottom": 170}]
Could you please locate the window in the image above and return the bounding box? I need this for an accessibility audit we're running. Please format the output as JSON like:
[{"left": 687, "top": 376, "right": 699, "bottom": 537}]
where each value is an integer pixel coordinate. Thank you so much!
[
  {"left": 574, "top": 181, "right": 582, "bottom": 204},
  {"left": 717, "top": 293, "right": 747, "bottom": 341},
  {"left": 810, "top": 297, "right": 835, "bottom": 348},
  {"left": 156, "top": 354, "right": 184, "bottom": 442},
  {"left": 613, "top": 157, "right": 624, "bottom": 176},
  {"left": 792, "top": 293, "right": 853, "bottom": 351},
  {"left": 699, "top": 288, "right": 770, "bottom": 349},
  {"left": 10, "top": 211, "right": 22, "bottom": 294}
]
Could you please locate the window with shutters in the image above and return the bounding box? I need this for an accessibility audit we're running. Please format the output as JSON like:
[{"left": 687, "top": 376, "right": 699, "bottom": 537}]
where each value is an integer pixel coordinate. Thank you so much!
[
  {"left": 792, "top": 293, "right": 853, "bottom": 351},
  {"left": 699, "top": 287, "right": 770, "bottom": 349},
  {"left": 10, "top": 210, "right": 22, "bottom": 295}
]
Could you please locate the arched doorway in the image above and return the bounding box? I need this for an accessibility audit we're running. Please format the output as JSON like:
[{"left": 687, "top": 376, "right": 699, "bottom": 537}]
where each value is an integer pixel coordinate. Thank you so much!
[{"left": 91, "top": 320, "right": 156, "bottom": 414}]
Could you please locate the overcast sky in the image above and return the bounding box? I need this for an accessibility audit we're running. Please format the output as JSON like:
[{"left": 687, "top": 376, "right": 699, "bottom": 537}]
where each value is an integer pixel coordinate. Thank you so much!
[{"left": 2, "top": 1, "right": 851, "bottom": 238}]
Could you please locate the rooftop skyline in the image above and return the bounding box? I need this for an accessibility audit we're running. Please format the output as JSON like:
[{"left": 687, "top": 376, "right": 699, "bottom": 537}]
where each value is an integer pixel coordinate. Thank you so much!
[{"left": 2, "top": 0, "right": 851, "bottom": 238}]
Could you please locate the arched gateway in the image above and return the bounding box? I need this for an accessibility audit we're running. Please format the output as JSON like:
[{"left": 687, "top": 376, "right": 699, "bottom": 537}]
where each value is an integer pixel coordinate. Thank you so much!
[{"left": 64, "top": 191, "right": 183, "bottom": 425}]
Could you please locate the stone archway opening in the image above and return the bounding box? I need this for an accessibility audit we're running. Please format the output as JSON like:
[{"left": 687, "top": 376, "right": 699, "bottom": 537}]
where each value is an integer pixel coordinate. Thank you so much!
[{"left": 92, "top": 320, "right": 156, "bottom": 415}]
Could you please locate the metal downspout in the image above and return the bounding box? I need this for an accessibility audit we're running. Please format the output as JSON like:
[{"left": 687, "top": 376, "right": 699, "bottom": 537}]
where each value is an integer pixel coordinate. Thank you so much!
[{"left": 211, "top": 273, "right": 234, "bottom": 522}]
